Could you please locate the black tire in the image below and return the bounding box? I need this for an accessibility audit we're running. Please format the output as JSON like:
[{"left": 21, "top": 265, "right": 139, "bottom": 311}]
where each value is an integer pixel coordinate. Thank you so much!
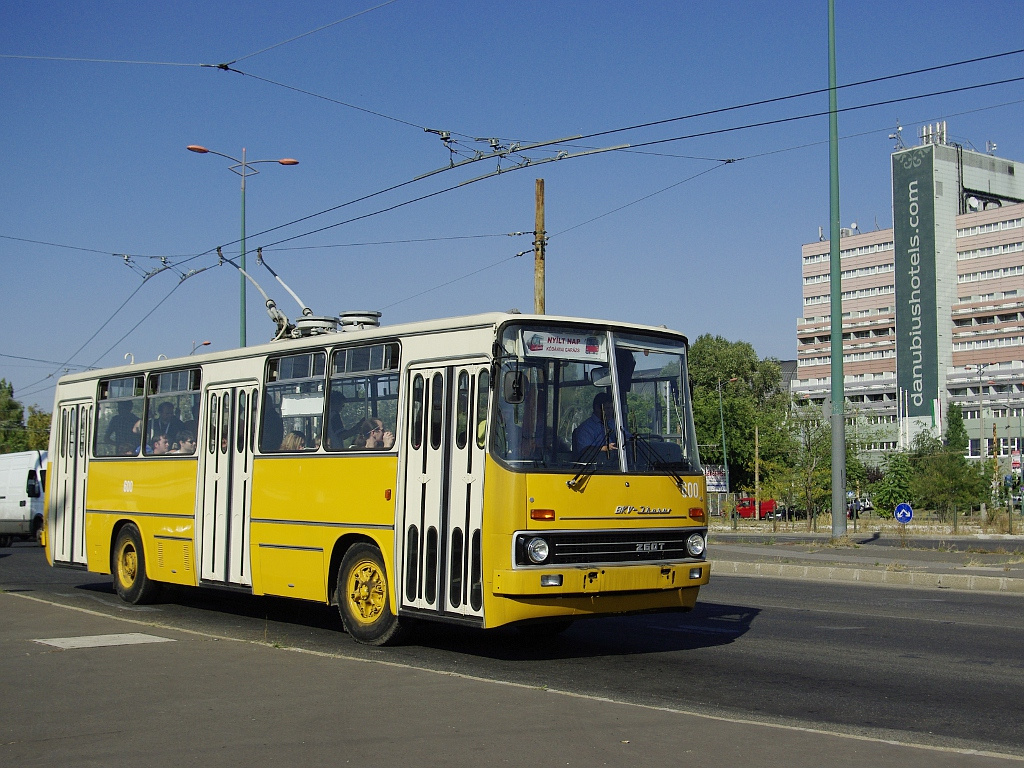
[
  {"left": 0, "top": 534, "right": 12, "bottom": 548},
  {"left": 112, "top": 524, "right": 160, "bottom": 604},
  {"left": 336, "top": 543, "right": 408, "bottom": 646}
]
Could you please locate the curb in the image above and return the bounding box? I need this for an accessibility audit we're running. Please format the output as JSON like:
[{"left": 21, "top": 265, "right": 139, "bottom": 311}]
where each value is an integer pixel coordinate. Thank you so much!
[{"left": 712, "top": 560, "right": 1024, "bottom": 595}]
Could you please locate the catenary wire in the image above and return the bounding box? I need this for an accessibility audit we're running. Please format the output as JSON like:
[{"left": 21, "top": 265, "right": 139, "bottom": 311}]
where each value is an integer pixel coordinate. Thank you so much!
[
  {"left": 17, "top": 74, "right": 1024, "bottom": 383},
  {"left": 573, "top": 47, "right": 1024, "bottom": 144},
  {"left": 227, "top": 0, "right": 402, "bottom": 65},
  {"left": 195, "top": 73, "right": 1024, "bottom": 259}
]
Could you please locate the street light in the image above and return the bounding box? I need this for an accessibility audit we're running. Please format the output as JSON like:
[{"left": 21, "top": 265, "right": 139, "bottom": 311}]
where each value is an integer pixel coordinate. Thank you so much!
[
  {"left": 187, "top": 145, "right": 298, "bottom": 348},
  {"left": 967, "top": 363, "right": 992, "bottom": 461},
  {"left": 190, "top": 340, "right": 211, "bottom": 355}
]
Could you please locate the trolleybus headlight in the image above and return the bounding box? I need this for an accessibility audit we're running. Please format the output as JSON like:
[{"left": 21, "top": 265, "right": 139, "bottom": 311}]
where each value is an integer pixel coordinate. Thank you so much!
[
  {"left": 526, "top": 537, "right": 550, "bottom": 564},
  {"left": 685, "top": 533, "right": 706, "bottom": 558}
]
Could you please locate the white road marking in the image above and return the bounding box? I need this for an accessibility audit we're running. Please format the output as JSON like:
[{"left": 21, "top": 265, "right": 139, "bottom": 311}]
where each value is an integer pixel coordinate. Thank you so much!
[{"left": 33, "top": 632, "right": 175, "bottom": 649}]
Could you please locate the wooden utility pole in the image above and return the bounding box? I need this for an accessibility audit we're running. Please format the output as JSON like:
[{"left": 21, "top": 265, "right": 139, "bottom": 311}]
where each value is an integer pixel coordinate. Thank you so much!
[{"left": 534, "top": 179, "right": 546, "bottom": 314}]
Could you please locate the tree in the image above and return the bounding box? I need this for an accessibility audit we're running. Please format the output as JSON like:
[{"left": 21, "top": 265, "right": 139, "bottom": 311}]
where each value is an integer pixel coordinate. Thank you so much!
[
  {"left": 786, "top": 401, "right": 832, "bottom": 530},
  {"left": 944, "top": 402, "right": 969, "bottom": 453},
  {"left": 909, "top": 430, "right": 985, "bottom": 520},
  {"left": 874, "top": 451, "right": 912, "bottom": 517},
  {"left": 0, "top": 379, "right": 28, "bottom": 454},
  {"left": 688, "top": 335, "right": 788, "bottom": 493},
  {"left": 26, "top": 407, "right": 51, "bottom": 451}
]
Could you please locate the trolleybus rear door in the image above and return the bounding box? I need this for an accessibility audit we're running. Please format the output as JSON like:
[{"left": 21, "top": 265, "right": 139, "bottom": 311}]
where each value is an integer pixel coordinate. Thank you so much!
[
  {"left": 198, "top": 383, "right": 257, "bottom": 587},
  {"left": 400, "top": 362, "right": 487, "bottom": 620},
  {"left": 50, "top": 400, "right": 91, "bottom": 566}
]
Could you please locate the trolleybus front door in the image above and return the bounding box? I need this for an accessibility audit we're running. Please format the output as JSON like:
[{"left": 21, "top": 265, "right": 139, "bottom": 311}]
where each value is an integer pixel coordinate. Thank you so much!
[
  {"left": 198, "top": 383, "right": 257, "bottom": 587},
  {"left": 400, "top": 362, "right": 487, "bottom": 621},
  {"left": 50, "top": 400, "right": 91, "bottom": 566}
]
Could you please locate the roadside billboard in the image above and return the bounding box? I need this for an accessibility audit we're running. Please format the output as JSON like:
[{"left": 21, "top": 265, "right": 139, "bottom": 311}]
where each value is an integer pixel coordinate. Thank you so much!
[{"left": 704, "top": 464, "right": 727, "bottom": 493}]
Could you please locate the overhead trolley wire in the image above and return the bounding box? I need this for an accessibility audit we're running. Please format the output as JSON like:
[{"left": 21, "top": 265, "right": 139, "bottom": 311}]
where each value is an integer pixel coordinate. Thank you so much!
[
  {"left": 574, "top": 47, "right": 1024, "bottom": 144},
  {"left": 221, "top": 67, "right": 428, "bottom": 130},
  {"left": 617, "top": 75, "right": 1024, "bottom": 153},
  {"left": 195, "top": 71, "right": 1024, "bottom": 260},
  {"left": 226, "top": 0, "right": 401, "bottom": 65}
]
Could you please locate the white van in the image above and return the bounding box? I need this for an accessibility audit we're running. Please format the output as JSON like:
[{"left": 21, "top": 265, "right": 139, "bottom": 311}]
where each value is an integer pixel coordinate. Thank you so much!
[{"left": 0, "top": 450, "right": 47, "bottom": 547}]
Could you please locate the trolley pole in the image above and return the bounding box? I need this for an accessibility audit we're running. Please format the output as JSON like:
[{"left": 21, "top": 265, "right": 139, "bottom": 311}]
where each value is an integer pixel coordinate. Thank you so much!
[{"left": 534, "top": 179, "right": 546, "bottom": 315}]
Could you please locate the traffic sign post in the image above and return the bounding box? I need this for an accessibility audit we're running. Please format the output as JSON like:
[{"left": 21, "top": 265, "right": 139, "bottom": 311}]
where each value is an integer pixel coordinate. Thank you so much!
[
  {"left": 894, "top": 502, "right": 913, "bottom": 546},
  {"left": 894, "top": 503, "right": 913, "bottom": 524}
]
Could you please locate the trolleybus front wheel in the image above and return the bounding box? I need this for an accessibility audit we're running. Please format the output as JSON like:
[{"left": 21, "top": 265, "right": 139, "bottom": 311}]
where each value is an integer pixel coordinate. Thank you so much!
[
  {"left": 113, "top": 524, "right": 161, "bottom": 605},
  {"left": 337, "top": 543, "right": 408, "bottom": 646}
]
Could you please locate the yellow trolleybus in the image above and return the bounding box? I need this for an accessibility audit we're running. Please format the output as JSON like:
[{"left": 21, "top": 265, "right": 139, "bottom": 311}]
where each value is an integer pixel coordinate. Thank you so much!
[{"left": 45, "top": 312, "right": 710, "bottom": 644}]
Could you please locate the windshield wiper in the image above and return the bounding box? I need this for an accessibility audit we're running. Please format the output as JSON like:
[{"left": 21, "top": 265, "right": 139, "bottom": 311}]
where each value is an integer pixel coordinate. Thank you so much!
[
  {"left": 566, "top": 421, "right": 618, "bottom": 489},
  {"left": 629, "top": 432, "right": 687, "bottom": 490}
]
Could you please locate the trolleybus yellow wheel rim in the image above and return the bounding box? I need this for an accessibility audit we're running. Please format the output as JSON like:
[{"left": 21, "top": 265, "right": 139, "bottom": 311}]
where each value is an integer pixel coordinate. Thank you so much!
[
  {"left": 117, "top": 540, "right": 139, "bottom": 589},
  {"left": 346, "top": 558, "right": 387, "bottom": 625}
]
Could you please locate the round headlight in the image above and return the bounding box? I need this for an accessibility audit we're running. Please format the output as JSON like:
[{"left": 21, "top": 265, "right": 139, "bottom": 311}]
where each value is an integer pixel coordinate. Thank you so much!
[
  {"left": 685, "top": 533, "right": 705, "bottom": 558},
  {"left": 526, "top": 537, "right": 549, "bottom": 564}
]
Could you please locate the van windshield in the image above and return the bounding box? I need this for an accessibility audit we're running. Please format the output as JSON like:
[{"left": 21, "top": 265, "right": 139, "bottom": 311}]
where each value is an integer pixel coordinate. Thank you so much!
[{"left": 491, "top": 324, "right": 701, "bottom": 474}]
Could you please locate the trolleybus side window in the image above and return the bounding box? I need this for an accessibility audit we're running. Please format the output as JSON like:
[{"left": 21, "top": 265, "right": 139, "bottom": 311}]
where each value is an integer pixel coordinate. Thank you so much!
[
  {"left": 326, "top": 342, "right": 400, "bottom": 451},
  {"left": 410, "top": 374, "right": 424, "bottom": 451},
  {"left": 94, "top": 375, "right": 145, "bottom": 457},
  {"left": 261, "top": 351, "right": 326, "bottom": 452},
  {"left": 144, "top": 368, "right": 202, "bottom": 456},
  {"left": 476, "top": 370, "right": 489, "bottom": 449}
]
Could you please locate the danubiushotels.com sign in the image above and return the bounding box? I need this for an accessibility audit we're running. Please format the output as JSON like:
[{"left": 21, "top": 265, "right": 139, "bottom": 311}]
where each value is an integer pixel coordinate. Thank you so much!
[{"left": 892, "top": 146, "right": 938, "bottom": 418}]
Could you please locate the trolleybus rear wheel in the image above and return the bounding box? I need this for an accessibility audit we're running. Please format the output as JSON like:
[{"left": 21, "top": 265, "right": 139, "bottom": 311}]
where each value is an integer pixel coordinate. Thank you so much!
[
  {"left": 113, "top": 524, "right": 160, "bottom": 605},
  {"left": 337, "top": 543, "right": 408, "bottom": 646}
]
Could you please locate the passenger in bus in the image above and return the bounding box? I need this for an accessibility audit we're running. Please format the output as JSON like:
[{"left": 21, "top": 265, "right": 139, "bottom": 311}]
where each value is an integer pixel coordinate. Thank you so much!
[
  {"left": 351, "top": 418, "right": 394, "bottom": 450},
  {"left": 572, "top": 392, "right": 618, "bottom": 456},
  {"left": 150, "top": 401, "right": 183, "bottom": 444},
  {"left": 172, "top": 429, "right": 197, "bottom": 455},
  {"left": 147, "top": 433, "right": 171, "bottom": 456},
  {"left": 261, "top": 401, "right": 283, "bottom": 453},
  {"left": 105, "top": 401, "right": 141, "bottom": 452},
  {"left": 280, "top": 431, "right": 306, "bottom": 451},
  {"left": 327, "top": 410, "right": 358, "bottom": 449}
]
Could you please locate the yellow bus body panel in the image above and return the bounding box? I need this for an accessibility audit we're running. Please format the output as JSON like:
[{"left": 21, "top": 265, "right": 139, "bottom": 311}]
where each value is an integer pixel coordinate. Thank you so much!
[
  {"left": 249, "top": 455, "right": 398, "bottom": 603},
  {"left": 479, "top": 457, "right": 709, "bottom": 628},
  {"left": 84, "top": 457, "right": 198, "bottom": 584}
]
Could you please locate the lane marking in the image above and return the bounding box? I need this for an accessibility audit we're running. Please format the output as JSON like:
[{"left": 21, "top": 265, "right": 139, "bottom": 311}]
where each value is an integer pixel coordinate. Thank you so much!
[{"left": 33, "top": 632, "right": 175, "bottom": 649}]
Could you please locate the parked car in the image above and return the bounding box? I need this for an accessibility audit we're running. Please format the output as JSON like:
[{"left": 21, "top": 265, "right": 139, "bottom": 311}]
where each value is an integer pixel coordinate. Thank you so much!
[{"left": 735, "top": 497, "right": 777, "bottom": 520}]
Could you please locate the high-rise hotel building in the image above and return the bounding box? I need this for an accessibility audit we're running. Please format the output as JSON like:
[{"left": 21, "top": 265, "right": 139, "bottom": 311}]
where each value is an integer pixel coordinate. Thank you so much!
[{"left": 794, "top": 124, "right": 1024, "bottom": 464}]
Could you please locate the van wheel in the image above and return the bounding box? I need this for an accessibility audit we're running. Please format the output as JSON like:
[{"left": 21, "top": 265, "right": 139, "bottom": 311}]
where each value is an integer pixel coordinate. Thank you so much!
[
  {"left": 337, "top": 543, "right": 408, "bottom": 646},
  {"left": 0, "top": 535, "right": 11, "bottom": 548},
  {"left": 113, "top": 525, "right": 160, "bottom": 604}
]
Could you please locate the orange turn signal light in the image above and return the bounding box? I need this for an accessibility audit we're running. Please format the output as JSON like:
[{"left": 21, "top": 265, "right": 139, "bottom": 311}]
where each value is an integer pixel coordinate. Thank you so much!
[
  {"left": 530, "top": 508, "right": 555, "bottom": 521},
  {"left": 689, "top": 507, "right": 705, "bottom": 520}
]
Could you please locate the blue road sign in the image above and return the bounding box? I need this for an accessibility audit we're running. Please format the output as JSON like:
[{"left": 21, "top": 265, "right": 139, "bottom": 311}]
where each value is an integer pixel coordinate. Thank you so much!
[{"left": 894, "top": 503, "right": 913, "bottom": 524}]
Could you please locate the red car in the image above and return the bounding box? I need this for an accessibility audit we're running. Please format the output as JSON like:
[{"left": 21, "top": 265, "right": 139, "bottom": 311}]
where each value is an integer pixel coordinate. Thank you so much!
[{"left": 735, "top": 498, "right": 777, "bottom": 520}]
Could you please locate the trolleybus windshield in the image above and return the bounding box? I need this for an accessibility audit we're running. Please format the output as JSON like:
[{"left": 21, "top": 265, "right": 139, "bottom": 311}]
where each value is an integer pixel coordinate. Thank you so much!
[{"left": 492, "top": 324, "right": 700, "bottom": 474}]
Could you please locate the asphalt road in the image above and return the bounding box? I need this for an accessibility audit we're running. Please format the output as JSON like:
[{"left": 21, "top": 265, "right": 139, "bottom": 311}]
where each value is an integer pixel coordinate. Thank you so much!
[{"left": 2, "top": 542, "right": 1022, "bottom": 758}]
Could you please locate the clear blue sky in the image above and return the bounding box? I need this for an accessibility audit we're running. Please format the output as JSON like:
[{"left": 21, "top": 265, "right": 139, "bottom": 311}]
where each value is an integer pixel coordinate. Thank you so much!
[{"left": 2, "top": 0, "right": 1022, "bottom": 410}]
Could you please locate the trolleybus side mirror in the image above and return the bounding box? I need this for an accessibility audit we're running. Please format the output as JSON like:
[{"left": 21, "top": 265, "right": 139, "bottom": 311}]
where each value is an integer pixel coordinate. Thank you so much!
[
  {"left": 26, "top": 476, "right": 41, "bottom": 498},
  {"left": 590, "top": 366, "right": 611, "bottom": 386},
  {"left": 503, "top": 370, "right": 526, "bottom": 404}
]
